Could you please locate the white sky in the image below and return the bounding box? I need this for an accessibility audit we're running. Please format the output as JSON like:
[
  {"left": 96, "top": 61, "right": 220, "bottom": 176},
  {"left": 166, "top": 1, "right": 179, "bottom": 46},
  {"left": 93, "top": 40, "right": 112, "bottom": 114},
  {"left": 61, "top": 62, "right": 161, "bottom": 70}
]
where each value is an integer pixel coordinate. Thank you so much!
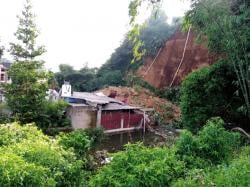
[{"left": 0, "top": 0, "right": 190, "bottom": 72}]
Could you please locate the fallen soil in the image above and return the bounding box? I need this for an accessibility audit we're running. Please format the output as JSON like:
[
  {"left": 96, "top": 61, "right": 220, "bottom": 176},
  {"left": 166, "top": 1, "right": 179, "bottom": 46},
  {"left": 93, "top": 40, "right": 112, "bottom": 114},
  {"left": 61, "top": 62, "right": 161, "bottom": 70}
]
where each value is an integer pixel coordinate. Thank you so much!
[
  {"left": 137, "top": 29, "right": 218, "bottom": 88},
  {"left": 97, "top": 86, "right": 180, "bottom": 123}
]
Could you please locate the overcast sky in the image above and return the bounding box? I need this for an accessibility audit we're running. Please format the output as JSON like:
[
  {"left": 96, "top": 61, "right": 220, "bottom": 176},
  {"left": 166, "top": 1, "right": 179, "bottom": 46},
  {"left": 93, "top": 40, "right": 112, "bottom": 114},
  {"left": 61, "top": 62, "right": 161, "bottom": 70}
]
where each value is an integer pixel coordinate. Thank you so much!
[{"left": 0, "top": 0, "right": 190, "bottom": 72}]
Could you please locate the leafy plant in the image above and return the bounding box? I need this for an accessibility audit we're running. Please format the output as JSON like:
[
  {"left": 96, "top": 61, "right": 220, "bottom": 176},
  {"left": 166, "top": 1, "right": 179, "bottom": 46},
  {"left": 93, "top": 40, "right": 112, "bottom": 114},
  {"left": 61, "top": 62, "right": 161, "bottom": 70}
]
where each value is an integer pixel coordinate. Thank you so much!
[
  {"left": 180, "top": 60, "right": 246, "bottom": 132},
  {"left": 175, "top": 117, "right": 241, "bottom": 168},
  {"left": 184, "top": 0, "right": 250, "bottom": 118},
  {"left": 38, "top": 100, "right": 71, "bottom": 129},
  {"left": 58, "top": 128, "right": 105, "bottom": 159},
  {"left": 89, "top": 143, "right": 185, "bottom": 187},
  {"left": 172, "top": 146, "right": 250, "bottom": 187},
  {"left": 0, "top": 123, "right": 86, "bottom": 186}
]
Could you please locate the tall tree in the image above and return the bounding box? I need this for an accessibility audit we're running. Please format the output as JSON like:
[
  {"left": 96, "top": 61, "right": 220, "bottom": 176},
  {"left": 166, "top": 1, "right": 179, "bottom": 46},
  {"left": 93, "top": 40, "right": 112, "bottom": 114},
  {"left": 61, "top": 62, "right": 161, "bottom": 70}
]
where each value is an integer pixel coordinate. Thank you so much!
[
  {"left": 5, "top": 0, "right": 49, "bottom": 124},
  {"left": 9, "top": 0, "right": 45, "bottom": 61}
]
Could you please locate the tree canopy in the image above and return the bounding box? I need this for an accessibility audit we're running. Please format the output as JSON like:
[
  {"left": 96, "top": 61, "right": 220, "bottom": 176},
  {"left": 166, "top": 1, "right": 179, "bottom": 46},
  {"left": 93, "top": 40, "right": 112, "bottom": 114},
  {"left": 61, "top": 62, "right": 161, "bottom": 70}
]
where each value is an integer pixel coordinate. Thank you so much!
[{"left": 5, "top": 0, "right": 49, "bottom": 124}]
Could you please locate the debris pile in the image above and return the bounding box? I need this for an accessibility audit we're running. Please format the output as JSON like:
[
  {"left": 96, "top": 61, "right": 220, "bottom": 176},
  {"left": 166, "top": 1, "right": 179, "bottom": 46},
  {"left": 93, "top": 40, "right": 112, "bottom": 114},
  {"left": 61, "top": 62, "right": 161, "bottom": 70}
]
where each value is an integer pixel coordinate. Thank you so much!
[{"left": 97, "top": 86, "right": 180, "bottom": 123}]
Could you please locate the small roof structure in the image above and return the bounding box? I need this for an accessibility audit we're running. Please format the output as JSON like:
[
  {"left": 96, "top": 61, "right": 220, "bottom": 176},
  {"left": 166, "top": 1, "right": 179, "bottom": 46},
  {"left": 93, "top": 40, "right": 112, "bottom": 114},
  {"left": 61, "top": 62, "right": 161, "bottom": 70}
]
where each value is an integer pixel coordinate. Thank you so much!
[
  {"left": 102, "top": 103, "right": 141, "bottom": 111},
  {"left": 67, "top": 91, "right": 142, "bottom": 111},
  {"left": 71, "top": 92, "right": 123, "bottom": 105}
]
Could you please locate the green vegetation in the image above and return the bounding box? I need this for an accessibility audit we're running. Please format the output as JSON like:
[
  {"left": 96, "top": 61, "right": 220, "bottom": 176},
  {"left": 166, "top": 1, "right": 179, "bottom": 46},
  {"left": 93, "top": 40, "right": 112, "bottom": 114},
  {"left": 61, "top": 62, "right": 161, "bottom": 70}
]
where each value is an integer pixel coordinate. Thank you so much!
[
  {"left": 89, "top": 143, "right": 185, "bottom": 187},
  {"left": 172, "top": 147, "right": 250, "bottom": 187},
  {"left": 180, "top": 60, "right": 246, "bottom": 132},
  {"left": 88, "top": 117, "right": 245, "bottom": 186},
  {"left": 38, "top": 100, "right": 70, "bottom": 129},
  {"left": 54, "top": 10, "right": 179, "bottom": 92},
  {"left": 184, "top": 0, "right": 250, "bottom": 117},
  {"left": 0, "top": 123, "right": 85, "bottom": 186},
  {"left": 175, "top": 117, "right": 240, "bottom": 167},
  {"left": 4, "top": 0, "right": 49, "bottom": 124},
  {"left": 0, "top": 0, "right": 248, "bottom": 186},
  {"left": 58, "top": 128, "right": 104, "bottom": 159}
]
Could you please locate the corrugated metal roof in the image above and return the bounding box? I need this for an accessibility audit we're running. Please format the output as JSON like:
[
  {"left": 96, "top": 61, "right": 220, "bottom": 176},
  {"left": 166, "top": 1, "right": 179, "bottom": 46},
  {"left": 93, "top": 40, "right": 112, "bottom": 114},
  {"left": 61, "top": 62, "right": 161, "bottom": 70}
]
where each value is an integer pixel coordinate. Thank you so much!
[
  {"left": 102, "top": 103, "right": 142, "bottom": 111},
  {"left": 68, "top": 103, "right": 90, "bottom": 107},
  {"left": 71, "top": 92, "right": 123, "bottom": 105}
]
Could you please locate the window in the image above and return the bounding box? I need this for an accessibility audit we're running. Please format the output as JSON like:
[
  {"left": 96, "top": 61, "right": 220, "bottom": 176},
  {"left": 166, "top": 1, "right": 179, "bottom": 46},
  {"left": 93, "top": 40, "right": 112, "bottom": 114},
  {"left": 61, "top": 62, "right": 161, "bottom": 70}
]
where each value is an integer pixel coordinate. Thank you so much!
[{"left": 0, "top": 74, "right": 5, "bottom": 81}]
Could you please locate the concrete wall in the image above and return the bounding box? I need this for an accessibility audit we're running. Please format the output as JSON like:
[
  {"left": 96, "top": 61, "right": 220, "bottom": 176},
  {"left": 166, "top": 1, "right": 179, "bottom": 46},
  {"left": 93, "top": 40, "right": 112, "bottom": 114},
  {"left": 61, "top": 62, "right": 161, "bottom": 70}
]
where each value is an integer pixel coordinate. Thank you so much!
[{"left": 67, "top": 106, "right": 97, "bottom": 129}]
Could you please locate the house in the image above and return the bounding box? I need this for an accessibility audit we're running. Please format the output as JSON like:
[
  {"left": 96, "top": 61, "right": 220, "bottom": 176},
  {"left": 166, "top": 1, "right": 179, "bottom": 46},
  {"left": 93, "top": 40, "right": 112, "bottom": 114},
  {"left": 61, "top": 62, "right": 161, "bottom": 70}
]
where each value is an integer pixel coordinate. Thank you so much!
[
  {"left": 0, "top": 58, "right": 11, "bottom": 102},
  {"left": 65, "top": 91, "right": 145, "bottom": 133},
  {"left": 0, "top": 58, "right": 11, "bottom": 84}
]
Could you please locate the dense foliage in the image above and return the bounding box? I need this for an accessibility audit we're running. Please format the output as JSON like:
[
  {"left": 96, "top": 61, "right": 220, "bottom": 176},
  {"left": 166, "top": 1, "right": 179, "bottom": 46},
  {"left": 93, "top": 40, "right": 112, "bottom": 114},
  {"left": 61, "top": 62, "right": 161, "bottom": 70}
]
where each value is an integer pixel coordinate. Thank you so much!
[
  {"left": 38, "top": 100, "right": 70, "bottom": 129},
  {"left": 89, "top": 143, "right": 185, "bottom": 187},
  {"left": 0, "top": 123, "right": 85, "bottom": 186},
  {"left": 173, "top": 147, "right": 250, "bottom": 187},
  {"left": 58, "top": 128, "right": 105, "bottom": 170},
  {"left": 89, "top": 117, "right": 243, "bottom": 186},
  {"left": 180, "top": 60, "right": 247, "bottom": 132},
  {"left": 175, "top": 117, "right": 240, "bottom": 167},
  {"left": 4, "top": 0, "right": 50, "bottom": 124},
  {"left": 185, "top": 0, "right": 250, "bottom": 117}
]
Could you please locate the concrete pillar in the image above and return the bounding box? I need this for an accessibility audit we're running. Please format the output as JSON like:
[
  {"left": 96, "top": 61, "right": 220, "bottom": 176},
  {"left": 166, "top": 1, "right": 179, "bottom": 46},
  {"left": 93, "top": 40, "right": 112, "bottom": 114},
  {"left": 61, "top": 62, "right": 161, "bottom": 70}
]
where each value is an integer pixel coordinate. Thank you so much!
[{"left": 96, "top": 105, "right": 102, "bottom": 128}]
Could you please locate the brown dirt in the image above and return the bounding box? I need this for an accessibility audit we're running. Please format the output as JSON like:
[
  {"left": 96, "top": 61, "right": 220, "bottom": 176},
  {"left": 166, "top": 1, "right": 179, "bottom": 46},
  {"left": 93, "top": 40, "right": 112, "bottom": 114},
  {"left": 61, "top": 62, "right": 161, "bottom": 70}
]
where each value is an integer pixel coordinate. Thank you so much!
[
  {"left": 137, "top": 29, "right": 218, "bottom": 88},
  {"left": 97, "top": 86, "right": 180, "bottom": 123}
]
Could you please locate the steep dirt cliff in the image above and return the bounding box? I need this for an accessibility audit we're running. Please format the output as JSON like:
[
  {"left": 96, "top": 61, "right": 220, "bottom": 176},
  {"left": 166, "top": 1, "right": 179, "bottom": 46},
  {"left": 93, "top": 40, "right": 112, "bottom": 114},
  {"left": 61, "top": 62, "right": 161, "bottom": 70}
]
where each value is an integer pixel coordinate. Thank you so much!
[{"left": 137, "top": 30, "right": 217, "bottom": 88}]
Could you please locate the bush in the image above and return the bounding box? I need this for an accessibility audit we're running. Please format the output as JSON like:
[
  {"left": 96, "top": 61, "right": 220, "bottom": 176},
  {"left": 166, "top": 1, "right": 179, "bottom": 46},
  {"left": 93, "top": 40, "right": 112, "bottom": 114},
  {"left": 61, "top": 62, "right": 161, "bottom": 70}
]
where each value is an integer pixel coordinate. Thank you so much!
[
  {"left": 0, "top": 123, "right": 85, "bottom": 186},
  {"left": 58, "top": 130, "right": 92, "bottom": 160},
  {"left": 89, "top": 143, "right": 185, "bottom": 187},
  {"left": 172, "top": 146, "right": 250, "bottom": 187},
  {"left": 58, "top": 128, "right": 105, "bottom": 159},
  {"left": 180, "top": 60, "right": 245, "bottom": 132},
  {"left": 0, "top": 152, "right": 55, "bottom": 187},
  {"left": 0, "top": 103, "right": 13, "bottom": 124},
  {"left": 37, "top": 100, "right": 71, "bottom": 129},
  {"left": 162, "top": 86, "right": 180, "bottom": 104},
  {"left": 0, "top": 123, "right": 48, "bottom": 146},
  {"left": 175, "top": 117, "right": 241, "bottom": 168},
  {"left": 84, "top": 127, "right": 106, "bottom": 148}
]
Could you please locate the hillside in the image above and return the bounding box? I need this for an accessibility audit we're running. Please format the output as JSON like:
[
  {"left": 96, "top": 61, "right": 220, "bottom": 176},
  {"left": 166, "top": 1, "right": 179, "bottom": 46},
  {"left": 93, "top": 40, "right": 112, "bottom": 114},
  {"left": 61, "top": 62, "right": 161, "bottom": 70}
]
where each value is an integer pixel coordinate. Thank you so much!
[{"left": 137, "top": 30, "right": 218, "bottom": 88}]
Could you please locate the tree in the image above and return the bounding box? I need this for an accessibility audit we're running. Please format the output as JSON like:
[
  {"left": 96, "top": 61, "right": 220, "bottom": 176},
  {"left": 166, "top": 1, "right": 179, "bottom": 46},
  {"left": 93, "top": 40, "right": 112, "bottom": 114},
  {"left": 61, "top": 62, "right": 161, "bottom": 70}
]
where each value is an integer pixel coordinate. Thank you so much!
[
  {"left": 184, "top": 0, "right": 250, "bottom": 118},
  {"left": 5, "top": 0, "right": 49, "bottom": 124},
  {"left": 9, "top": 0, "right": 45, "bottom": 61}
]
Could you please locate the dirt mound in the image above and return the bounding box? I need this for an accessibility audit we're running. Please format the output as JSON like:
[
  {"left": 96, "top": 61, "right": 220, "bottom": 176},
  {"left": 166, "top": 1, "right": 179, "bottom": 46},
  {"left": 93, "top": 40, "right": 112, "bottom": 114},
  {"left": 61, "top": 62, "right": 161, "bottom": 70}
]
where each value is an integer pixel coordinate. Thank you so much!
[
  {"left": 97, "top": 86, "right": 180, "bottom": 123},
  {"left": 137, "top": 29, "right": 218, "bottom": 88}
]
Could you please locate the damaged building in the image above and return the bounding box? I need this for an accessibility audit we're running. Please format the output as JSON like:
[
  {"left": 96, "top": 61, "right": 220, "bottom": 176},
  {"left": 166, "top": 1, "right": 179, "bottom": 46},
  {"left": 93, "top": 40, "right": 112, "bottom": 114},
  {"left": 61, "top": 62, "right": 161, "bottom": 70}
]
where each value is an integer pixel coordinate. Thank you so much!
[{"left": 66, "top": 92, "right": 145, "bottom": 133}]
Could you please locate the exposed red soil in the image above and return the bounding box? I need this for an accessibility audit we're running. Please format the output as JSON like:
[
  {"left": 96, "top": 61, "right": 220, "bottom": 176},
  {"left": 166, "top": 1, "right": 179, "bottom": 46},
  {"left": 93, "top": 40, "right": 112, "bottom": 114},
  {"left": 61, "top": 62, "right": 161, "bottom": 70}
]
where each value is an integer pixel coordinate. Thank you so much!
[
  {"left": 137, "top": 30, "right": 218, "bottom": 88},
  {"left": 97, "top": 86, "right": 180, "bottom": 123}
]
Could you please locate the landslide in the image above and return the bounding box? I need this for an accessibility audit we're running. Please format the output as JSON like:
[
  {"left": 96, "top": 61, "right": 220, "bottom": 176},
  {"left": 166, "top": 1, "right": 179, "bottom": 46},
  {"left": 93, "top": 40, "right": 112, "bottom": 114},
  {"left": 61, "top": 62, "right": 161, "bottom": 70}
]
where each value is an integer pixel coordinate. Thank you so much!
[
  {"left": 97, "top": 86, "right": 180, "bottom": 123},
  {"left": 137, "top": 30, "right": 218, "bottom": 88}
]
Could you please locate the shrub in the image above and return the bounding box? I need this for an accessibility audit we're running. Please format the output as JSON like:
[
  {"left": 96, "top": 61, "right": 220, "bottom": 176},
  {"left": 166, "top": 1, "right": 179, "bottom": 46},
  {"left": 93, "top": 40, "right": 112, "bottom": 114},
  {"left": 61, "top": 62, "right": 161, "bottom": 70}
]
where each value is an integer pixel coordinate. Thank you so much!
[
  {"left": 89, "top": 143, "right": 185, "bottom": 187},
  {"left": 0, "top": 103, "right": 13, "bottom": 124},
  {"left": 0, "top": 123, "right": 48, "bottom": 146},
  {"left": 58, "top": 128, "right": 105, "bottom": 159},
  {"left": 163, "top": 86, "right": 180, "bottom": 104},
  {"left": 197, "top": 117, "right": 240, "bottom": 164},
  {"left": 0, "top": 152, "right": 55, "bottom": 187},
  {"left": 58, "top": 130, "right": 92, "bottom": 160},
  {"left": 172, "top": 146, "right": 250, "bottom": 187},
  {"left": 180, "top": 60, "right": 245, "bottom": 132},
  {"left": 84, "top": 127, "right": 106, "bottom": 148},
  {"left": 0, "top": 123, "right": 85, "bottom": 186},
  {"left": 175, "top": 117, "right": 240, "bottom": 167},
  {"left": 37, "top": 100, "right": 71, "bottom": 129}
]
